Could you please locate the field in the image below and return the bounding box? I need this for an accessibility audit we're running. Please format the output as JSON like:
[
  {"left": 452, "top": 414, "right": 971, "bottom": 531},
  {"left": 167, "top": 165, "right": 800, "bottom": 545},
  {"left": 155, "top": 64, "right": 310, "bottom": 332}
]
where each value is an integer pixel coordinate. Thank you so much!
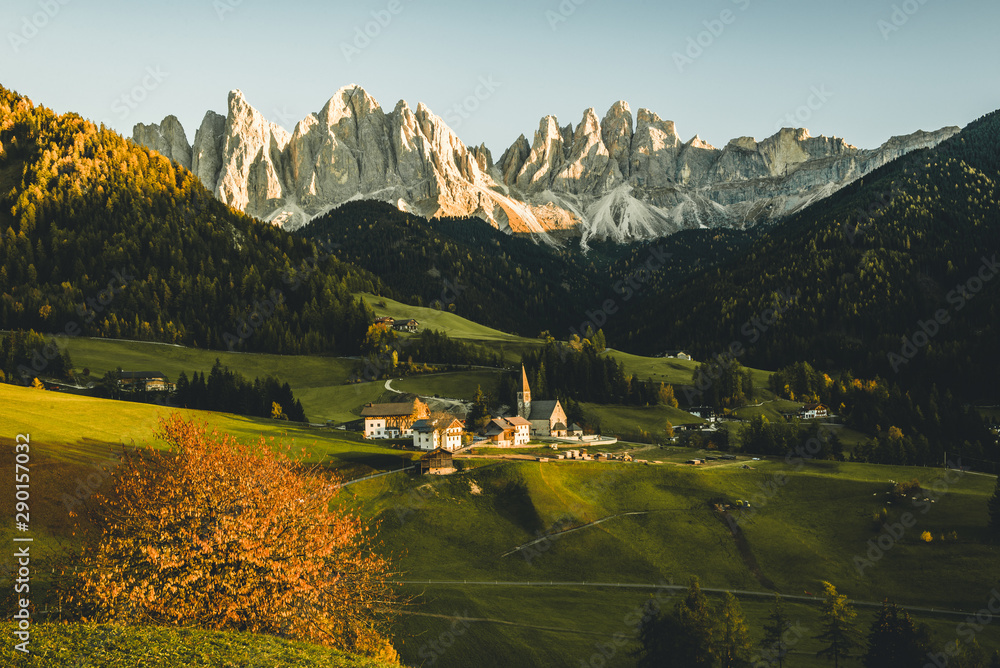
[
  {"left": 46, "top": 336, "right": 719, "bottom": 436},
  {"left": 5, "top": 383, "right": 999, "bottom": 666},
  {"left": 0, "top": 622, "right": 397, "bottom": 668},
  {"left": 391, "top": 370, "right": 503, "bottom": 399},
  {"left": 0, "top": 384, "right": 416, "bottom": 478},
  {"left": 350, "top": 459, "right": 1000, "bottom": 666}
]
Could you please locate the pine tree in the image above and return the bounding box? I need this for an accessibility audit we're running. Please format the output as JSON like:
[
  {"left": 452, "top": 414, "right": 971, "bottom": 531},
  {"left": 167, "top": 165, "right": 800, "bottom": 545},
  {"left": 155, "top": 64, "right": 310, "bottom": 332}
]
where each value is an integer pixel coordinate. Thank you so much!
[
  {"left": 863, "top": 600, "right": 928, "bottom": 668},
  {"left": 719, "top": 592, "right": 752, "bottom": 668},
  {"left": 636, "top": 578, "right": 716, "bottom": 668},
  {"left": 675, "top": 578, "right": 718, "bottom": 668},
  {"left": 760, "top": 594, "right": 791, "bottom": 668},
  {"left": 816, "top": 581, "right": 861, "bottom": 668},
  {"left": 467, "top": 385, "right": 491, "bottom": 432}
]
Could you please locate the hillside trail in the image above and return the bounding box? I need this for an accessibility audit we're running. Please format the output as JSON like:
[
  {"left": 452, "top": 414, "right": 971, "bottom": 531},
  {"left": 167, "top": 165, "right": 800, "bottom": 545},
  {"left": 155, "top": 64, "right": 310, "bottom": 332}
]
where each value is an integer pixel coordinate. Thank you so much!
[{"left": 711, "top": 504, "right": 778, "bottom": 591}]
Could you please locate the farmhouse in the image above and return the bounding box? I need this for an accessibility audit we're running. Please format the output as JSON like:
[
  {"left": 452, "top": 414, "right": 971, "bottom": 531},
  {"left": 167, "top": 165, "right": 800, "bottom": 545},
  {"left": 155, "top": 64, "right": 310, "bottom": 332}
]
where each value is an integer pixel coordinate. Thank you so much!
[
  {"left": 688, "top": 406, "right": 716, "bottom": 422},
  {"left": 412, "top": 417, "right": 464, "bottom": 452},
  {"left": 662, "top": 350, "right": 694, "bottom": 361},
  {"left": 485, "top": 416, "right": 531, "bottom": 447},
  {"left": 361, "top": 399, "right": 430, "bottom": 439},
  {"left": 419, "top": 448, "right": 455, "bottom": 475},
  {"left": 799, "top": 403, "right": 829, "bottom": 420},
  {"left": 117, "top": 371, "right": 175, "bottom": 393},
  {"left": 393, "top": 319, "right": 419, "bottom": 333},
  {"left": 516, "top": 365, "right": 569, "bottom": 437}
]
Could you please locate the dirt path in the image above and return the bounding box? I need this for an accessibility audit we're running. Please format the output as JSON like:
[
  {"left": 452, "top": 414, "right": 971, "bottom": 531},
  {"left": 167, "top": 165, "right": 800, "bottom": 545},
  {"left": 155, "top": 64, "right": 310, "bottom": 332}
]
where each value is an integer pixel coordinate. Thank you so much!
[
  {"left": 712, "top": 505, "right": 777, "bottom": 591},
  {"left": 499, "top": 511, "right": 654, "bottom": 558},
  {"left": 396, "top": 610, "right": 625, "bottom": 638}
]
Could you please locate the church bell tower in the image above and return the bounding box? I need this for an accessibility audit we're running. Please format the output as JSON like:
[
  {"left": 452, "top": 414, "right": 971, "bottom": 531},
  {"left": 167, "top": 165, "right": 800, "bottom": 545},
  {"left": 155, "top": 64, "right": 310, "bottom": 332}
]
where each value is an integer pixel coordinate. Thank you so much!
[{"left": 517, "top": 364, "right": 531, "bottom": 419}]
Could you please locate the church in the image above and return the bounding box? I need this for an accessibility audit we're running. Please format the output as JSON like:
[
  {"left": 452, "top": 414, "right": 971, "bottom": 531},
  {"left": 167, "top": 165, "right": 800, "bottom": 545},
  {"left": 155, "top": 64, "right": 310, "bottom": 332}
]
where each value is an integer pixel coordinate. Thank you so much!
[{"left": 517, "top": 365, "right": 570, "bottom": 438}]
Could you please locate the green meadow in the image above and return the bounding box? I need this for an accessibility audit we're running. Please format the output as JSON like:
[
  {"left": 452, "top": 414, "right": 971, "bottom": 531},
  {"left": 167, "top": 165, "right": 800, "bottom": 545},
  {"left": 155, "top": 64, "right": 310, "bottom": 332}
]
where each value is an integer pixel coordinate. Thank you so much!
[
  {"left": 4, "top": 383, "right": 999, "bottom": 666},
  {"left": 0, "top": 622, "right": 398, "bottom": 668},
  {"left": 350, "top": 459, "right": 1000, "bottom": 666}
]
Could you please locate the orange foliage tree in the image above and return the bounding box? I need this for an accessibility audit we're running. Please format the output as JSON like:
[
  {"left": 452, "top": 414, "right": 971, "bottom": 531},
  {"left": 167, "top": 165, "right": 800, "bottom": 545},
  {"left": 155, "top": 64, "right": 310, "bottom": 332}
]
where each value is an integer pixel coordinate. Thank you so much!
[{"left": 63, "top": 415, "right": 399, "bottom": 660}]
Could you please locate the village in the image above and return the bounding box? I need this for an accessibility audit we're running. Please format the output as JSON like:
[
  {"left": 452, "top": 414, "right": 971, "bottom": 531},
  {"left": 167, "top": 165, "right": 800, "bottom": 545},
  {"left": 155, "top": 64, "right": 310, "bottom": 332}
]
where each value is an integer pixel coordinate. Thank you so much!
[{"left": 355, "top": 361, "right": 837, "bottom": 476}]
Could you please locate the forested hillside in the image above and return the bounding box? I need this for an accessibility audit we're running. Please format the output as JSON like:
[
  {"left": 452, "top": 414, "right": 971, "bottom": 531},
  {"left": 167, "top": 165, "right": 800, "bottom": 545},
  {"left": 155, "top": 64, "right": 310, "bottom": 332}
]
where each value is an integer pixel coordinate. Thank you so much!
[
  {"left": 0, "top": 85, "right": 376, "bottom": 357},
  {"left": 299, "top": 200, "right": 753, "bottom": 338},
  {"left": 611, "top": 110, "right": 1000, "bottom": 401}
]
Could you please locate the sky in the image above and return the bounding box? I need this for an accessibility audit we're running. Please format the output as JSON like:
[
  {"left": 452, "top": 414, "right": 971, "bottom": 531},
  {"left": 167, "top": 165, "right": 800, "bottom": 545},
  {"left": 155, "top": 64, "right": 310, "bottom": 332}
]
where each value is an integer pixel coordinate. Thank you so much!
[{"left": 3, "top": 0, "right": 999, "bottom": 155}]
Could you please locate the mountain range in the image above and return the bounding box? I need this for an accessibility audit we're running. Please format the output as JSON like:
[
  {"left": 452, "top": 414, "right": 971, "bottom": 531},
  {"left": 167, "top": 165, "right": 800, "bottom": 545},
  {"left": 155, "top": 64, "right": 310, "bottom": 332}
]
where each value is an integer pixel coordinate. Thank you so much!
[{"left": 131, "top": 85, "right": 959, "bottom": 245}]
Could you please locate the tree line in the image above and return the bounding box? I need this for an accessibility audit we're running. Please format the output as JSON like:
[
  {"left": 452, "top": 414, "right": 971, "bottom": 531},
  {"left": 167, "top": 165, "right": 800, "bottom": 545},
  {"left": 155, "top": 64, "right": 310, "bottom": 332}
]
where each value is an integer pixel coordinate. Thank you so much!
[{"left": 638, "top": 579, "right": 1000, "bottom": 668}]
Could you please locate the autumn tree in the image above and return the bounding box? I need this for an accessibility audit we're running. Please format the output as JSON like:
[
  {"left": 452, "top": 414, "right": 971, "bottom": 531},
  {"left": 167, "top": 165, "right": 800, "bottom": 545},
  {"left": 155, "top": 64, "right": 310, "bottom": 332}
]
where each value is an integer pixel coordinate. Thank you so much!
[
  {"left": 816, "top": 581, "right": 861, "bottom": 668},
  {"left": 62, "top": 415, "right": 399, "bottom": 660},
  {"left": 718, "top": 592, "right": 752, "bottom": 668},
  {"left": 659, "top": 383, "right": 679, "bottom": 408}
]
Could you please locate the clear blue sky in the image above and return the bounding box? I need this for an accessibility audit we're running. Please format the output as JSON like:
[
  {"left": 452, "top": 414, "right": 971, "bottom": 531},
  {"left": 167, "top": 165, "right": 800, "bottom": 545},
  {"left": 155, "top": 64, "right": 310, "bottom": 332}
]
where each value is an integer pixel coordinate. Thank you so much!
[{"left": 3, "top": 0, "right": 998, "bottom": 155}]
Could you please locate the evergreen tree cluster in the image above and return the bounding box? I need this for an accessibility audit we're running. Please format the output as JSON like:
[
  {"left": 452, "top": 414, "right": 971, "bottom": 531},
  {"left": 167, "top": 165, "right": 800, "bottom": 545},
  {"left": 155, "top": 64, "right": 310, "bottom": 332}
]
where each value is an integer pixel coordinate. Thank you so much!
[
  {"left": 170, "top": 360, "right": 306, "bottom": 422},
  {"left": 613, "top": 111, "right": 1000, "bottom": 402},
  {"left": 512, "top": 341, "right": 671, "bottom": 406},
  {"left": 769, "top": 362, "right": 995, "bottom": 469},
  {"left": 0, "top": 329, "right": 74, "bottom": 384},
  {"left": 739, "top": 416, "right": 844, "bottom": 460},
  {"left": 639, "top": 582, "right": 1000, "bottom": 668}
]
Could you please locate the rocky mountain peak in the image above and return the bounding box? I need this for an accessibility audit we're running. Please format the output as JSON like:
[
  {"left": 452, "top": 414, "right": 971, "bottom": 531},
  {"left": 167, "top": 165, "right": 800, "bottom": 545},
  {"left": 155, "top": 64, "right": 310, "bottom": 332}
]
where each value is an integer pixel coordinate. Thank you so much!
[{"left": 132, "top": 86, "right": 962, "bottom": 245}]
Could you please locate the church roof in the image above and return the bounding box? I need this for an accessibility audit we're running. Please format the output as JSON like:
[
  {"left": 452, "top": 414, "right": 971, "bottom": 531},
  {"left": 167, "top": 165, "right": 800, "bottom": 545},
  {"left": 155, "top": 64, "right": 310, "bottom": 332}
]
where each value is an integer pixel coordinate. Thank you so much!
[
  {"left": 521, "top": 365, "right": 531, "bottom": 394},
  {"left": 528, "top": 400, "right": 562, "bottom": 420}
]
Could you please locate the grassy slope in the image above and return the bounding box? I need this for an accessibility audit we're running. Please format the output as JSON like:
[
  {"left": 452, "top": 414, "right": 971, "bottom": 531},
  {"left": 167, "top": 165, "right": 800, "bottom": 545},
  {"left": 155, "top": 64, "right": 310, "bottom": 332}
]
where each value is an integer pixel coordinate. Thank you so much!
[
  {"left": 361, "top": 292, "right": 531, "bottom": 347},
  {"left": 5, "top": 386, "right": 997, "bottom": 666},
  {"left": 347, "top": 460, "right": 1000, "bottom": 666},
  {"left": 391, "top": 370, "right": 502, "bottom": 399},
  {"left": 52, "top": 337, "right": 375, "bottom": 424},
  {"left": 0, "top": 622, "right": 398, "bottom": 667},
  {"left": 0, "top": 384, "right": 415, "bottom": 475}
]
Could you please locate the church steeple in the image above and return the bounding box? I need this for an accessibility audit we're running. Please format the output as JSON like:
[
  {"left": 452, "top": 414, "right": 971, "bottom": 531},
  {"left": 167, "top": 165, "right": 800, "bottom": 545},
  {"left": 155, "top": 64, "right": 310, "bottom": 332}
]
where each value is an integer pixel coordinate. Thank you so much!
[{"left": 517, "top": 364, "right": 532, "bottom": 419}]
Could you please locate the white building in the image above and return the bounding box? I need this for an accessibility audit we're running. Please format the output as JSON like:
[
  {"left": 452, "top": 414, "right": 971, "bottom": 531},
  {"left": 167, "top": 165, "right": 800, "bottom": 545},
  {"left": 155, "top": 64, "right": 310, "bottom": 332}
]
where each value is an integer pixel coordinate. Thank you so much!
[{"left": 412, "top": 418, "right": 464, "bottom": 452}]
